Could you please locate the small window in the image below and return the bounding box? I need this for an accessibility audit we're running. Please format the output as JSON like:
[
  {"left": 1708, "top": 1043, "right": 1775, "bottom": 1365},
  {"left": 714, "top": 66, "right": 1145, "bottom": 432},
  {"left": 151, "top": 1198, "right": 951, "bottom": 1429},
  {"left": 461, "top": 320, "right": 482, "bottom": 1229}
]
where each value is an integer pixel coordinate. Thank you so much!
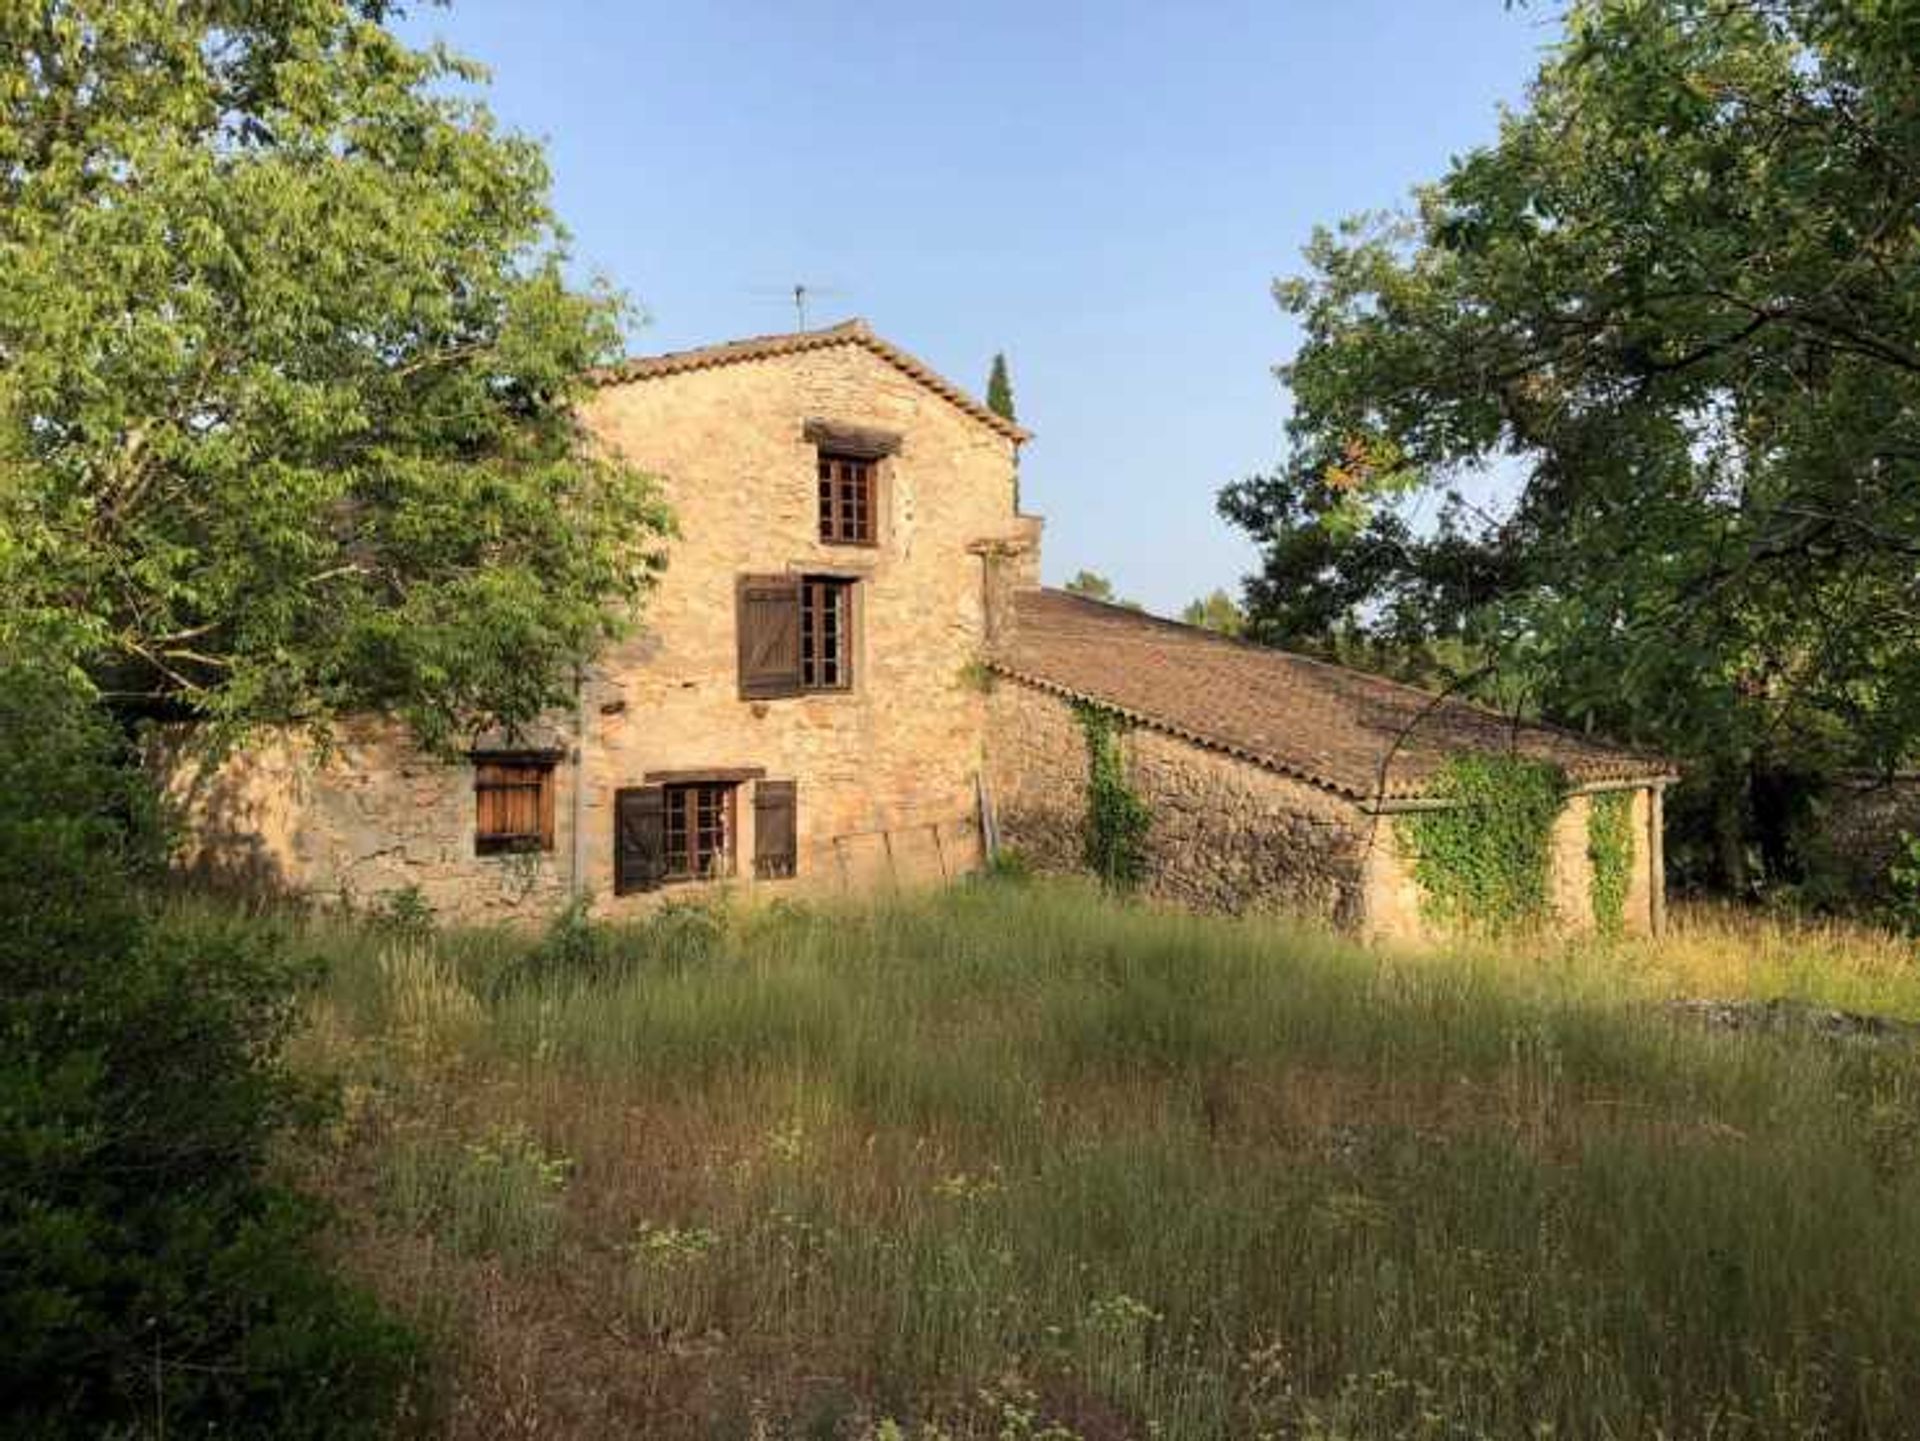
[
  {"left": 474, "top": 757, "right": 555, "bottom": 855},
  {"left": 663, "top": 782, "right": 736, "bottom": 881},
  {"left": 800, "top": 576, "right": 853, "bottom": 690},
  {"left": 818, "top": 452, "right": 876, "bottom": 545}
]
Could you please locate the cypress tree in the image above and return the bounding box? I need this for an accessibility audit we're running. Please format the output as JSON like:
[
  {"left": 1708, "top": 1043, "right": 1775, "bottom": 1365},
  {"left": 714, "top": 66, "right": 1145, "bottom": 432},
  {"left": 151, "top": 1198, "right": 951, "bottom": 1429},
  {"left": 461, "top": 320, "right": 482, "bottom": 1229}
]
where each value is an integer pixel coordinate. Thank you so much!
[{"left": 986, "top": 352, "right": 1016, "bottom": 422}]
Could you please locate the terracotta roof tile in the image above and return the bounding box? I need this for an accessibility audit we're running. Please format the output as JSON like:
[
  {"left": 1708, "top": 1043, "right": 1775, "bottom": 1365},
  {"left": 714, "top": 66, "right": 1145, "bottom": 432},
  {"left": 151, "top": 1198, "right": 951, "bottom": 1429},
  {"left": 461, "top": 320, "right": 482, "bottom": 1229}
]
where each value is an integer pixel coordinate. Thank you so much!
[
  {"left": 585, "top": 319, "right": 1031, "bottom": 444},
  {"left": 993, "top": 588, "right": 1676, "bottom": 803}
]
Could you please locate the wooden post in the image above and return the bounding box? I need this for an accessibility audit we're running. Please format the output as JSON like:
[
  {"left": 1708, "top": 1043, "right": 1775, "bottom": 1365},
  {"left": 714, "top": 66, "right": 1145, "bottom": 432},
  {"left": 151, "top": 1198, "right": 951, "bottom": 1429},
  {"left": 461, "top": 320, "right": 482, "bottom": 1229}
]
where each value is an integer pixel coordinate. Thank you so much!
[{"left": 1648, "top": 784, "right": 1668, "bottom": 937}]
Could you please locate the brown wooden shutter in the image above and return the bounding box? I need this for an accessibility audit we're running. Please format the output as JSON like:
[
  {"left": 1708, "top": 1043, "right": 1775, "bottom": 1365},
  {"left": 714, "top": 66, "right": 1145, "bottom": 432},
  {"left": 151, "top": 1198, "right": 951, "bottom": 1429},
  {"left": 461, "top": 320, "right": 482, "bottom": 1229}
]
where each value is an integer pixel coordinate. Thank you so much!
[
  {"left": 753, "top": 780, "right": 797, "bottom": 879},
  {"left": 737, "top": 574, "right": 802, "bottom": 699},
  {"left": 614, "top": 785, "right": 666, "bottom": 894}
]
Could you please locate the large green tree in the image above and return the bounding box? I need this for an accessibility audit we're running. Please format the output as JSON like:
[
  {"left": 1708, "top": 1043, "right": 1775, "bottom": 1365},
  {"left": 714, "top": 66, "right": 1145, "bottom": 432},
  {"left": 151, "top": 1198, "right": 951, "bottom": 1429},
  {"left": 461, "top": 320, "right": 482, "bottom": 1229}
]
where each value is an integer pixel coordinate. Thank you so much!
[
  {"left": 0, "top": 0, "right": 670, "bottom": 746},
  {"left": 1221, "top": 0, "right": 1920, "bottom": 892}
]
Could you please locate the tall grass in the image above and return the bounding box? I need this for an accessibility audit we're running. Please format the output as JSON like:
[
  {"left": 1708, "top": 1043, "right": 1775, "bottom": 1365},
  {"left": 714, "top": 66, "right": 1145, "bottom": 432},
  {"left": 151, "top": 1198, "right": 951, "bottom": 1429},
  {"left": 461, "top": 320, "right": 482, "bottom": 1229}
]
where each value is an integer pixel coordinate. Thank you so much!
[{"left": 291, "top": 881, "right": 1920, "bottom": 1439}]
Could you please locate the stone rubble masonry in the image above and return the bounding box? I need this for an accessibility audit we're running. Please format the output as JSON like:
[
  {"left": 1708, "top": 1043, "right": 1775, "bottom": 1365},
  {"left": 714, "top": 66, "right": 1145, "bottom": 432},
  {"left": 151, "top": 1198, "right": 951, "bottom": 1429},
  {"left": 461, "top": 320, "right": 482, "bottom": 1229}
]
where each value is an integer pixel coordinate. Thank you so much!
[
  {"left": 986, "top": 676, "right": 1372, "bottom": 930},
  {"left": 984, "top": 674, "right": 1660, "bottom": 942},
  {"left": 155, "top": 325, "right": 1666, "bottom": 940},
  {"left": 158, "top": 339, "right": 1034, "bottom": 922},
  {"left": 1820, "top": 776, "right": 1920, "bottom": 897}
]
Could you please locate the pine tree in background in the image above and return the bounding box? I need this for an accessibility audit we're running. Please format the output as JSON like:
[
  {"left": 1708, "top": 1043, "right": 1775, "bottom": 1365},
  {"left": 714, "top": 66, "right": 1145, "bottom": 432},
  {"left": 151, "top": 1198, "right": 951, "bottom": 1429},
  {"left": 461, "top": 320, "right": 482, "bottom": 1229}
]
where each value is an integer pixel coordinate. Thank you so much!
[{"left": 986, "top": 352, "right": 1016, "bottom": 422}]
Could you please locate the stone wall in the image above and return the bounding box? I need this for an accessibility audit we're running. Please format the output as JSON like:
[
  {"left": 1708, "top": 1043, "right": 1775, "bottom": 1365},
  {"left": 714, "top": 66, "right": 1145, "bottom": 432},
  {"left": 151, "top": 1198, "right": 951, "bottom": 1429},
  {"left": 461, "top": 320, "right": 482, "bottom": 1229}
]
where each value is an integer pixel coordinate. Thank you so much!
[
  {"left": 159, "top": 340, "right": 1034, "bottom": 921},
  {"left": 1820, "top": 776, "right": 1920, "bottom": 897},
  {"left": 984, "top": 677, "right": 1373, "bottom": 927},
  {"left": 1366, "top": 783, "right": 1659, "bottom": 944},
  {"left": 984, "top": 676, "right": 1664, "bottom": 943},
  {"left": 579, "top": 342, "right": 1029, "bottom": 913},
  {"left": 154, "top": 718, "right": 575, "bottom": 923}
]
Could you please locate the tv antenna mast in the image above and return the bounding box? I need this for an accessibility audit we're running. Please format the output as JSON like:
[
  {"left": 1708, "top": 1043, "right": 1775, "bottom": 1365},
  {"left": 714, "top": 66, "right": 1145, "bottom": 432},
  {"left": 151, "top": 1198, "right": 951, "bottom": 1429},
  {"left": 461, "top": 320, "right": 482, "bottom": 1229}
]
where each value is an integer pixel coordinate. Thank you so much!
[{"left": 745, "top": 282, "right": 845, "bottom": 332}]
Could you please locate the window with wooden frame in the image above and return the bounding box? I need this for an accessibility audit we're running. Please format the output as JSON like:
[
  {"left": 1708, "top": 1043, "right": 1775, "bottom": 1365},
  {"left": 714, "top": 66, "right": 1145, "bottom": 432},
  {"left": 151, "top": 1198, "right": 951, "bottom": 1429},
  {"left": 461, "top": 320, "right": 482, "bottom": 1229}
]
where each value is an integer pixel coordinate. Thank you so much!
[
  {"left": 614, "top": 781, "right": 737, "bottom": 891},
  {"left": 817, "top": 451, "right": 876, "bottom": 545},
  {"left": 473, "top": 754, "right": 557, "bottom": 855},
  {"left": 737, "top": 574, "right": 855, "bottom": 698},
  {"left": 800, "top": 576, "right": 853, "bottom": 690}
]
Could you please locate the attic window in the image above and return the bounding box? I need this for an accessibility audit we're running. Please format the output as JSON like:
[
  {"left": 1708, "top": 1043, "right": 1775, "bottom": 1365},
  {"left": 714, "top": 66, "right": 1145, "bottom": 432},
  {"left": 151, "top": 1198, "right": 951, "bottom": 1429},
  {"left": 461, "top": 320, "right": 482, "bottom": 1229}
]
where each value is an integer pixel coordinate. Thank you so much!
[
  {"left": 473, "top": 754, "right": 557, "bottom": 855},
  {"left": 818, "top": 452, "right": 876, "bottom": 545}
]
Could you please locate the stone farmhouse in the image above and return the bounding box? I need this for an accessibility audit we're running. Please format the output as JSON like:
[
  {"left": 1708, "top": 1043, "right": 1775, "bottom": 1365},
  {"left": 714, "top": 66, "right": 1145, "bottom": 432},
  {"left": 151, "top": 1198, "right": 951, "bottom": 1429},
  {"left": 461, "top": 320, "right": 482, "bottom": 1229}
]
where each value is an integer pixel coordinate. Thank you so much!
[{"left": 165, "top": 321, "right": 1676, "bottom": 940}]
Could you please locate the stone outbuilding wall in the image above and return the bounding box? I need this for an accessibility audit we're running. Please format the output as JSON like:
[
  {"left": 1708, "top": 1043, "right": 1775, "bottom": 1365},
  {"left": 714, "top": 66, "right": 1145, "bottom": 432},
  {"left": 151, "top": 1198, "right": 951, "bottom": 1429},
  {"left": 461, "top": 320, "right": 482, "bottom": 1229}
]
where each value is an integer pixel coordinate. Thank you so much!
[
  {"left": 985, "top": 678, "right": 1372, "bottom": 927},
  {"left": 985, "top": 675, "right": 1664, "bottom": 943},
  {"left": 1818, "top": 775, "right": 1920, "bottom": 897}
]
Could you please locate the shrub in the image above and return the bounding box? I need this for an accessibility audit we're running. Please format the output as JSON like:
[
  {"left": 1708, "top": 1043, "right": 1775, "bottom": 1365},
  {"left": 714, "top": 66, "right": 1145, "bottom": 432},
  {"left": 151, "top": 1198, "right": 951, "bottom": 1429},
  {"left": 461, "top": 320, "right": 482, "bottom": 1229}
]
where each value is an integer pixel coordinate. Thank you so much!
[
  {"left": 489, "top": 892, "right": 732, "bottom": 996},
  {"left": 1888, "top": 831, "right": 1920, "bottom": 937},
  {"left": 0, "top": 663, "right": 418, "bottom": 1436}
]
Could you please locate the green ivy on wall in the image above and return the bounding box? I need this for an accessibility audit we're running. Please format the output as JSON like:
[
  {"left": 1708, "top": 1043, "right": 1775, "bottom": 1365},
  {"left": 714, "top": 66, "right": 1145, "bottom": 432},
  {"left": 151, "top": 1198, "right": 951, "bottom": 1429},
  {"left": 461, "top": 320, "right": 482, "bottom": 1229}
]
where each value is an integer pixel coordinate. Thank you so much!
[
  {"left": 1397, "top": 756, "right": 1568, "bottom": 934},
  {"left": 1587, "top": 789, "right": 1636, "bottom": 938},
  {"left": 1075, "top": 702, "right": 1151, "bottom": 892}
]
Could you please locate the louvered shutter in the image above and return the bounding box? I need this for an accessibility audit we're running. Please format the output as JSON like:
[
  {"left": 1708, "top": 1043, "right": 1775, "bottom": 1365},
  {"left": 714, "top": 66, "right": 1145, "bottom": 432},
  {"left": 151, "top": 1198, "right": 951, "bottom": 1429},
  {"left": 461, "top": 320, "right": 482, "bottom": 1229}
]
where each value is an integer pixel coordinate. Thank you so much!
[
  {"left": 614, "top": 786, "right": 666, "bottom": 894},
  {"left": 753, "top": 780, "right": 798, "bottom": 879},
  {"left": 737, "top": 575, "right": 803, "bottom": 699}
]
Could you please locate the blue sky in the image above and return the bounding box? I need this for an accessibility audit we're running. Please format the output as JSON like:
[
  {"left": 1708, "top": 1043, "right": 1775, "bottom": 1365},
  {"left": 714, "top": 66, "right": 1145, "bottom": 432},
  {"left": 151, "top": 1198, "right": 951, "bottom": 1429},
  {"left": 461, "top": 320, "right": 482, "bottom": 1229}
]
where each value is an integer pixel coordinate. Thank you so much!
[{"left": 401, "top": 2, "right": 1556, "bottom": 615}]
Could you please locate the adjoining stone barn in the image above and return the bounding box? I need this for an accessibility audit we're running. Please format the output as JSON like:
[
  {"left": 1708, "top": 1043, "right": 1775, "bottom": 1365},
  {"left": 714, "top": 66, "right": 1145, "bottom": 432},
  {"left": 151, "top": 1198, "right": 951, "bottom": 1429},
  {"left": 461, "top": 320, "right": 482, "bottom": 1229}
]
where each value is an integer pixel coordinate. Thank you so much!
[
  {"left": 983, "top": 588, "right": 1675, "bottom": 941},
  {"left": 159, "top": 321, "right": 1675, "bottom": 940}
]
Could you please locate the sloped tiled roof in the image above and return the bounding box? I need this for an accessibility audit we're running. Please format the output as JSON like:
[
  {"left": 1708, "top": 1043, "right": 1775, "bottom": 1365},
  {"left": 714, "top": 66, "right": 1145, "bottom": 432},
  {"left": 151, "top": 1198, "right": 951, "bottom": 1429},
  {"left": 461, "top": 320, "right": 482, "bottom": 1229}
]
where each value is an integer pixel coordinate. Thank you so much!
[
  {"left": 993, "top": 588, "right": 1676, "bottom": 804},
  {"left": 585, "top": 319, "right": 1031, "bottom": 444}
]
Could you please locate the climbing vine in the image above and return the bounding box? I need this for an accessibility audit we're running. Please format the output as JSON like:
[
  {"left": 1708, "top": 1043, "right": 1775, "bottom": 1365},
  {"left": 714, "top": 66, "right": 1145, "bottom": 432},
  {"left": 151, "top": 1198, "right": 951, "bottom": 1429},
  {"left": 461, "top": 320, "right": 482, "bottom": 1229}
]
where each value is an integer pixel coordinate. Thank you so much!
[
  {"left": 1075, "top": 702, "right": 1151, "bottom": 892},
  {"left": 1587, "top": 790, "right": 1635, "bottom": 938},
  {"left": 1397, "top": 756, "right": 1568, "bottom": 934}
]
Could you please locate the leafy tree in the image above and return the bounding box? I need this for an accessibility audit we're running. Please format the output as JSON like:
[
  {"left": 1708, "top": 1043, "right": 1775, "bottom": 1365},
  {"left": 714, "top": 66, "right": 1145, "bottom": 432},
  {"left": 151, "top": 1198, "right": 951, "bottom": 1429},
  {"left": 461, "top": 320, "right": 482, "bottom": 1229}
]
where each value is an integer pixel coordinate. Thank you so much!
[
  {"left": 1181, "top": 588, "right": 1247, "bottom": 636},
  {"left": 985, "top": 351, "right": 1017, "bottom": 422},
  {"left": 0, "top": 662, "right": 418, "bottom": 1435},
  {"left": 1221, "top": 0, "right": 1920, "bottom": 893},
  {"left": 1064, "top": 570, "right": 1118, "bottom": 603},
  {"left": 0, "top": 0, "right": 671, "bottom": 749},
  {"left": 1062, "top": 569, "right": 1143, "bottom": 610}
]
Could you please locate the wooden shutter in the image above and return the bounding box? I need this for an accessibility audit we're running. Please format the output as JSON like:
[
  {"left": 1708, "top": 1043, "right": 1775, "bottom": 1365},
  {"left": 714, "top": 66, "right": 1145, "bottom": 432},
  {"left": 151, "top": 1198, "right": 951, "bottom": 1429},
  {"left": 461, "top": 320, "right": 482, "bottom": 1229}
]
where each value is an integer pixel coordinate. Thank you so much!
[
  {"left": 737, "top": 575, "right": 802, "bottom": 699},
  {"left": 614, "top": 785, "right": 666, "bottom": 894},
  {"left": 754, "top": 780, "right": 797, "bottom": 879},
  {"left": 474, "top": 760, "right": 555, "bottom": 854}
]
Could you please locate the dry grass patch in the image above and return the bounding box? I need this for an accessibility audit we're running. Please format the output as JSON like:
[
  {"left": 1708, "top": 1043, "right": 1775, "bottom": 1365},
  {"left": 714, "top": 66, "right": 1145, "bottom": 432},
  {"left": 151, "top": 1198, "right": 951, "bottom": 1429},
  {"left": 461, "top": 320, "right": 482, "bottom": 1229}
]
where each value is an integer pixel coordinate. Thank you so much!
[{"left": 281, "top": 882, "right": 1920, "bottom": 1439}]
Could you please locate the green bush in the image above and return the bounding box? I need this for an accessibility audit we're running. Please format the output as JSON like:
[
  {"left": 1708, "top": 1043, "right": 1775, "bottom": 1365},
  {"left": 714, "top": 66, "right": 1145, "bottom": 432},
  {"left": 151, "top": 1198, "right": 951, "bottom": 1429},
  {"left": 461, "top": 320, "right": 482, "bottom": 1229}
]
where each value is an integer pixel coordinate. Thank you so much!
[
  {"left": 0, "top": 663, "right": 418, "bottom": 1436},
  {"left": 1888, "top": 831, "right": 1920, "bottom": 937},
  {"left": 489, "top": 892, "right": 732, "bottom": 996}
]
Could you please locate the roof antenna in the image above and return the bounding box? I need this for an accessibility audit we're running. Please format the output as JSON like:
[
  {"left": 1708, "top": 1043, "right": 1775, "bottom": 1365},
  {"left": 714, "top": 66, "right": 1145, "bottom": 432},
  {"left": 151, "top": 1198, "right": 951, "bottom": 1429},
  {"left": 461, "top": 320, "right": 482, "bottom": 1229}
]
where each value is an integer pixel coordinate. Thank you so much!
[{"left": 743, "top": 282, "right": 845, "bottom": 332}]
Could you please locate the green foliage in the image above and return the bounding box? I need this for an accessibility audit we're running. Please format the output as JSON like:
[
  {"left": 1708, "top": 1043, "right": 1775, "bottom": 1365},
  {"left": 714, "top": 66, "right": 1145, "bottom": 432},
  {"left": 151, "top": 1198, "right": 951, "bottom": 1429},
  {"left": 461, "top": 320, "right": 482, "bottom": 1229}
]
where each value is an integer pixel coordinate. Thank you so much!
[
  {"left": 1587, "top": 790, "right": 1636, "bottom": 938},
  {"left": 380, "top": 1123, "right": 571, "bottom": 1262},
  {"left": 1178, "top": 588, "right": 1246, "bottom": 636},
  {"left": 1062, "top": 570, "right": 1142, "bottom": 611},
  {"left": 985, "top": 351, "right": 1016, "bottom": 423},
  {"left": 1888, "top": 832, "right": 1920, "bottom": 938},
  {"left": 1075, "top": 704, "right": 1151, "bottom": 892},
  {"left": 1398, "top": 757, "right": 1569, "bottom": 934},
  {"left": 0, "top": 659, "right": 417, "bottom": 1436},
  {"left": 1222, "top": 0, "right": 1920, "bottom": 895},
  {"left": 985, "top": 845, "right": 1035, "bottom": 883},
  {"left": 0, "top": 0, "right": 671, "bottom": 747},
  {"left": 489, "top": 893, "right": 731, "bottom": 996}
]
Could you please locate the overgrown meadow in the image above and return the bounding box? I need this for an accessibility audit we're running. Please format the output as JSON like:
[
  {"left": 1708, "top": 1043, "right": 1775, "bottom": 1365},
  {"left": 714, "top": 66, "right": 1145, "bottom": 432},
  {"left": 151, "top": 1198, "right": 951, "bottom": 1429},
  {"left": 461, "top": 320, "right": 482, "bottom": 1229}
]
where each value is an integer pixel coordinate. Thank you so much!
[{"left": 263, "top": 881, "right": 1920, "bottom": 1439}]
